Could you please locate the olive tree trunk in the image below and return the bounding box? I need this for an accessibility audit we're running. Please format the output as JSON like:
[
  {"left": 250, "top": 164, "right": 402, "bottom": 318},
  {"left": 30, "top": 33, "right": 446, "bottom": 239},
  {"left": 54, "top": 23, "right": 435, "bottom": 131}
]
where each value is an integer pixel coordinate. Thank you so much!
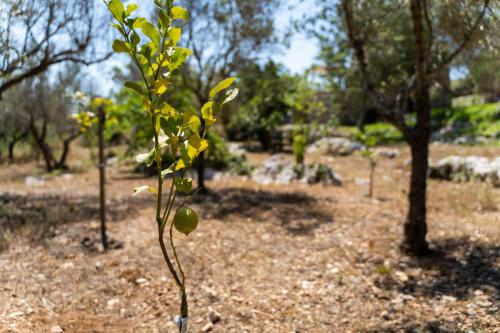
[{"left": 402, "top": 0, "right": 431, "bottom": 256}]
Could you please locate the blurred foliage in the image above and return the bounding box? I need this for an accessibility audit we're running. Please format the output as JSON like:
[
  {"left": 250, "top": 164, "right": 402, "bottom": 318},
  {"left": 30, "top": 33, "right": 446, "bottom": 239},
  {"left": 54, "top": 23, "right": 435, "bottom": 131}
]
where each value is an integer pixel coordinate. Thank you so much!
[
  {"left": 112, "top": 72, "right": 196, "bottom": 154},
  {"left": 227, "top": 61, "right": 291, "bottom": 151},
  {"left": 292, "top": 134, "right": 307, "bottom": 165},
  {"left": 310, "top": 0, "right": 498, "bottom": 126},
  {"left": 349, "top": 103, "right": 500, "bottom": 145},
  {"left": 204, "top": 132, "right": 252, "bottom": 175},
  {"left": 204, "top": 131, "right": 232, "bottom": 170},
  {"left": 360, "top": 123, "right": 405, "bottom": 145},
  {"left": 227, "top": 60, "right": 329, "bottom": 151},
  {"left": 432, "top": 103, "right": 500, "bottom": 139}
]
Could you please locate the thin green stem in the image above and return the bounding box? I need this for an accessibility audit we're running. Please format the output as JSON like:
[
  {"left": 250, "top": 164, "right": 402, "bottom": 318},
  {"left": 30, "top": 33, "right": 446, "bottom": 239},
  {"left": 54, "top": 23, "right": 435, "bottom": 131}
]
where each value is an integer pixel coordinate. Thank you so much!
[{"left": 169, "top": 205, "right": 185, "bottom": 285}]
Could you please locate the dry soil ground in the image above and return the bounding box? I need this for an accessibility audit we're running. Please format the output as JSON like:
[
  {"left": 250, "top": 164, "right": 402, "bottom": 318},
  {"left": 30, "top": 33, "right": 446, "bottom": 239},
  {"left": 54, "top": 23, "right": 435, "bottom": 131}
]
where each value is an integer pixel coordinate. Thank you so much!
[{"left": 0, "top": 143, "right": 499, "bottom": 333}]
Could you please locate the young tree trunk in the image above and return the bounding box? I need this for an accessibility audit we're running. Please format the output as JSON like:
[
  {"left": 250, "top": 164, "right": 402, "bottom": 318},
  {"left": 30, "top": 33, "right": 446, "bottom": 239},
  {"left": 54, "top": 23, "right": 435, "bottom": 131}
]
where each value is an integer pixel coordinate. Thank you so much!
[
  {"left": 197, "top": 106, "right": 207, "bottom": 192},
  {"left": 402, "top": 0, "right": 431, "bottom": 256},
  {"left": 7, "top": 130, "right": 29, "bottom": 163},
  {"left": 29, "top": 119, "right": 56, "bottom": 172},
  {"left": 98, "top": 107, "right": 108, "bottom": 250},
  {"left": 368, "top": 160, "right": 375, "bottom": 198},
  {"left": 403, "top": 140, "right": 430, "bottom": 255},
  {"left": 197, "top": 151, "right": 206, "bottom": 192},
  {"left": 55, "top": 134, "right": 79, "bottom": 170},
  {"left": 8, "top": 140, "right": 16, "bottom": 163}
]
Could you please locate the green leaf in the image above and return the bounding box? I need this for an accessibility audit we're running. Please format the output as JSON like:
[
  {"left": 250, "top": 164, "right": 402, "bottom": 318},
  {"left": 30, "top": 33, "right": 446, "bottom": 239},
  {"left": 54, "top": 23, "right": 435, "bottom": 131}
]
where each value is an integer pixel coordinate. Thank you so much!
[
  {"left": 174, "top": 159, "right": 186, "bottom": 171},
  {"left": 125, "top": 81, "right": 145, "bottom": 95},
  {"left": 171, "top": 7, "right": 189, "bottom": 21},
  {"left": 108, "top": 0, "right": 125, "bottom": 22},
  {"left": 201, "top": 101, "right": 216, "bottom": 127},
  {"left": 174, "top": 178, "right": 192, "bottom": 194},
  {"left": 168, "top": 48, "right": 192, "bottom": 71},
  {"left": 112, "top": 39, "right": 129, "bottom": 53},
  {"left": 159, "top": 10, "right": 170, "bottom": 29},
  {"left": 161, "top": 168, "right": 173, "bottom": 178},
  {"left": 140, "top": 44, "right": 153, "bottom": 59},
  {"left": 159, "top": 103, "right": 177, "bottom": 117},
  {"left": 133, "top": 17, "right": 146, "bottom": 29},
  {"left": 209, "top": 78, "right": 236, "bottom": 100},
  {"left": 188, "top": 133, "right": 208, "bottom": 152},
  {"left": 130, "top": 31, "right": 140, "bottom": 47},
  {"left": 169, "top": 28, "right": 181, "bottom": 47},
  {"left": 136, "top": 149, "right": 155, "bottom": 166},
  {"left": 141, "top": 21, "right": 161, "bottom": 47},
  {"left": 153, "top": 78, "right": 169, "bottom": 95},
  {"left": 154, "top": 0, "right": 164, "bottom": 8},
  {"left": 111, "top": 23, "right": 126, "bottom": 36},
  {"left": 221, "top": 88, "right": 239, "bottom": 105},
  {"left": 126, "top": 3, "right": 138, "bottom": 16},
  {"left": 133, "top": 185, "right": 157, "bottom": 196},
  {"left": 182, "top": 111, "right": 201, "bottom": 133},
  {"left": 182, "top": 133, "right": 208, "bottom": 162}
]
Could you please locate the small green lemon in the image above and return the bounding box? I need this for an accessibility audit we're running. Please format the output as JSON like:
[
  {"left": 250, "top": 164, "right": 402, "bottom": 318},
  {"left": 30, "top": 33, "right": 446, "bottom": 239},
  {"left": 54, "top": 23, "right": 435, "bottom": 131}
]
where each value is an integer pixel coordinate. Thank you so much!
[{"left": 173, "top": 206, "right": 198, "bottom": 235}]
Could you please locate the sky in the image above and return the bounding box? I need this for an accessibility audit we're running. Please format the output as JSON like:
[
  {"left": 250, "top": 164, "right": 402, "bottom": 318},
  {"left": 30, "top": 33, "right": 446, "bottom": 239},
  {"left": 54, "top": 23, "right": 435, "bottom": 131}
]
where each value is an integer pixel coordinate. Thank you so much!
[
  {"left": 85, "top": 0, "right": 320, "bottom": 94},
  {"left": 272, "top": 0, "right": 319, "bottom": 74}
]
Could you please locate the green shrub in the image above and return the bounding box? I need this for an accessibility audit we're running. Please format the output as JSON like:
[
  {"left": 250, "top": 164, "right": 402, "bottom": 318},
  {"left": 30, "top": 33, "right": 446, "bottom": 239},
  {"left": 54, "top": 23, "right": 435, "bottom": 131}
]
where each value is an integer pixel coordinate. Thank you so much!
[
  {"left": 205, "top": 132, "right": 232, "bottom": 170},
  {"left": 362, "top": 123, "right": 404, "bottom": 144},
  {"left": 434, "top": 102, "right": 500, "bottom": 139},
  {"left": 292, "top": 134, "right": 307, "bottom": 164},
  {"left": 204, "top": 132, "right": 253, "bottom": 175}
]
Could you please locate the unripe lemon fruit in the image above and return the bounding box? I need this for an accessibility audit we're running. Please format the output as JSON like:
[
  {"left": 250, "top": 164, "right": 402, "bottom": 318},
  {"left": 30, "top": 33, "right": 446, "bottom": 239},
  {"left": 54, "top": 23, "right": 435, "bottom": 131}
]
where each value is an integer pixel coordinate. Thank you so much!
[{"left": 173, "top": 206, "right": 198, "bottom": 235}]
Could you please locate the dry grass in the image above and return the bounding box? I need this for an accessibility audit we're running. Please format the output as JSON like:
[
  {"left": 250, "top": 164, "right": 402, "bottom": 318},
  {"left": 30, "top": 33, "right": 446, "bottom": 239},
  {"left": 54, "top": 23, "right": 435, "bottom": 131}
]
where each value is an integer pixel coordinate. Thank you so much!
[{"left": 0, "top": 142, "right": 498, "bottom": 332}]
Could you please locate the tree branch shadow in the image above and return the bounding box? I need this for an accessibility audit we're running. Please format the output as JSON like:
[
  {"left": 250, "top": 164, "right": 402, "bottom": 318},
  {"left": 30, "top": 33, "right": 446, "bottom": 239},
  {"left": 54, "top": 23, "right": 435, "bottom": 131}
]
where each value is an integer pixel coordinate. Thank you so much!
[
  {"left": 0, "top": 192, "right": 153, "bottom": 251},
  {"left": 193, "top": 187, "right": 334, "bottom": 235},
  {"left": 400, "top": 237, "right": 499, "bottom": 299},
  {"left": 365, "top": 237, "right": 498, "bottom": 332}
]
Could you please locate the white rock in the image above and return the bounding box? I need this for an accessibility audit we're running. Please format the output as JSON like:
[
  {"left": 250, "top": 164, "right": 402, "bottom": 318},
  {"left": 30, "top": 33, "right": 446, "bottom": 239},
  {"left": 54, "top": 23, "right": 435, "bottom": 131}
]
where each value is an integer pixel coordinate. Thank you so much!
[
  {"left": 51, "top": 325, "right": 63, "bottom": 333},
  {"left": 202, "top": 323, "right": 213, "bottom": 332},
  {"left": 107, "top": 298, "right": 120, "bottom": 310},
  {"left": 135, "top": 278, "right": 147, "bottom": 285},
  {"left": 394, "top": 271, "right": 409, "bottom": 282},
  {"left": 374, "top": 148, "right": 400, "bottom": 159},
  {"left": 25, "top": 176, "right": 46, "bottom": 187},
  {"left": 307, "top": 137, "right": 364, "bottom": 156},
  {"left": 208, "top": 307, "right": 221, "bottom": 324},
  {"left": 60, "top": 262, "right": 75, "bottom": 270},
  {"left": 355, "top": 177, "right": 369, "bottom": 186},
  {"left": 252, "top": 154, "right": 342, "bottom": 186},
  {"left": 430, "top": 155, "right": 500, "bottom": 186}
]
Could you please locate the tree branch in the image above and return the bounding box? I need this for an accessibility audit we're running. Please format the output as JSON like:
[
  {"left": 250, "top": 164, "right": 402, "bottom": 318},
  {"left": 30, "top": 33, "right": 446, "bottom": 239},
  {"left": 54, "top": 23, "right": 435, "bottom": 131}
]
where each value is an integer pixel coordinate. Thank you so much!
[{"left": 428, "top": 0, "right": 490, "bottom": 74}]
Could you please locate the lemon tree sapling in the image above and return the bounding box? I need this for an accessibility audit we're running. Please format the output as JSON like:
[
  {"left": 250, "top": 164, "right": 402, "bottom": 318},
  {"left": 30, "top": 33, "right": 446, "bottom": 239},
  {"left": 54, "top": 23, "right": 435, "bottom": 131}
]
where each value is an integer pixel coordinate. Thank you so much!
[{"left": 103, "top": 0, "right": 238, "bottom": 331}]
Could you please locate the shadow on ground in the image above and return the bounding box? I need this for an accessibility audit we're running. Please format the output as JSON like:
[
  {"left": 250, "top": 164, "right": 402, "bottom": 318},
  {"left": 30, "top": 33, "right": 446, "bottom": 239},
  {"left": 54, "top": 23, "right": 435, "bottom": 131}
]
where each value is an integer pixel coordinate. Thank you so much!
[
  {"left": 0, "top": 192, "right": 153, "bottom": 250},
  {"left": 365, "top": 237, "right": 499, "bottom": 332},
  {"left": 194, "top": 187, "right": 334, "bottom": 235},
  {"left": 374, "top": 237, "right": 499, "bottom": 298},
  {"left": 364, "top": 321, "right": 467, "bottom": 333}
]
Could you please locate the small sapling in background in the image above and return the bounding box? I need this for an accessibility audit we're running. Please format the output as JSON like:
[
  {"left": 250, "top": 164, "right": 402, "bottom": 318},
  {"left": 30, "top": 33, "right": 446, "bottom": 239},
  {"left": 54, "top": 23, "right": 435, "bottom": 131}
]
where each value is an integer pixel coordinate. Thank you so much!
[
  {"left": 73, "top": 95, "right": 118, "bottom": 251},
  {"left": 358, "top": 131, "right": 378, "bottom": 198},
  {"left": 292, "top": 132, "right": 307, "bottom": 166}
]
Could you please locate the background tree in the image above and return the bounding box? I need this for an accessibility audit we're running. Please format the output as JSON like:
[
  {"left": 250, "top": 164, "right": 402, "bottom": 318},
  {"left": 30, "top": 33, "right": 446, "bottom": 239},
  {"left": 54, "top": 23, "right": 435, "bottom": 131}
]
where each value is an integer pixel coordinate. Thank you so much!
[
  {"left": 227, "top": 61, "right": 291, "bottom": 151},
  {"left": 0, "top": 0, "right": 110, "bottom": 99},
  {"left": 0, "top": 86, "right": 30, "bottom": 163},
  {"left": 314, "top": 0, "right": 491, "bottom": 255},
  {"left": 179, "top": 0, "right": 281, "bottom": 190},
  {"left": 20, "top": 67, "right": 83, "bottom": 172}
]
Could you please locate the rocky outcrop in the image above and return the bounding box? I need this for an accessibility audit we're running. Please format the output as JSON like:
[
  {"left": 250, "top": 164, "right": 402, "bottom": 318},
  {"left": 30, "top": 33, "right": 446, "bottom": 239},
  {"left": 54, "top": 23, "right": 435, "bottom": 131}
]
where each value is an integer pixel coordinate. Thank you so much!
[
  {"left": 252, "top": 154, "right": 342, "bottom": 186},
  {"left": 373, "top": 148, "right": 400, "bottom": 159},
  {"left": 429, "top": 155, "right": 500, "bottom": 186},
  {"left": 307, "top": 137, "right": 364, "bottom": 156}
]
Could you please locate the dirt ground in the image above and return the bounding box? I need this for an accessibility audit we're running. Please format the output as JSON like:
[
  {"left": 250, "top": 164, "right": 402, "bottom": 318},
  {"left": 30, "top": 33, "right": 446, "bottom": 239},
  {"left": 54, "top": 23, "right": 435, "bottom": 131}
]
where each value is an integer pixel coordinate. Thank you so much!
[{"left": 0, "top": 143, "right": 499, "bottom": 333}]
